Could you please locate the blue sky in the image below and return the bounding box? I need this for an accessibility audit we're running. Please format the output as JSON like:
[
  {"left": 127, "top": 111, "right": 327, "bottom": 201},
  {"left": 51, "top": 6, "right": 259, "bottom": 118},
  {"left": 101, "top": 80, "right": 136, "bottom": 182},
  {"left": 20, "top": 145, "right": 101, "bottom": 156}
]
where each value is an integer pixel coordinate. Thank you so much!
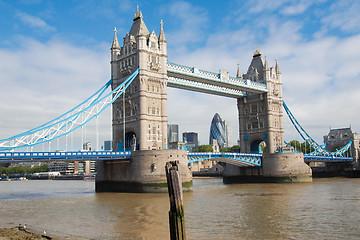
[{"left": 0, "top": 0, "right": 359, "bottom": 150}]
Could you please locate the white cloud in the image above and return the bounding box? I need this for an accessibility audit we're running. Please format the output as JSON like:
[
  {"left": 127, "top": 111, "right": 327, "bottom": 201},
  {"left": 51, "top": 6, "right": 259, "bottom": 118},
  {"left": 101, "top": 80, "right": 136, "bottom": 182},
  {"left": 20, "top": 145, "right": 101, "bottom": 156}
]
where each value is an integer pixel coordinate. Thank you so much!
[
  {"left": 0, "top": 37, "right": 111, "bottom": 150},
  {"left": 281, "top": 2, "right": 310, "bottom": 15},
  {"left": 160, "top": 1, "right": 208, "bottom": 56},
  {"left": 2, "top": 0, "right": 360, "bottom": 151},
  {"left": 244, "top": 0, "right": 288, "bottom": 14},
  {"left": 16, "top": 12, "right": 55, "bottom": 32},
  {"left": 321, "top": 0, "right": 360, "bottom": 34},
  {"left": 167, "top": 5, "right": 360, "bottom": 144},
  {"left": 71, "top": 0, "right": 132, "bottom": 20}
]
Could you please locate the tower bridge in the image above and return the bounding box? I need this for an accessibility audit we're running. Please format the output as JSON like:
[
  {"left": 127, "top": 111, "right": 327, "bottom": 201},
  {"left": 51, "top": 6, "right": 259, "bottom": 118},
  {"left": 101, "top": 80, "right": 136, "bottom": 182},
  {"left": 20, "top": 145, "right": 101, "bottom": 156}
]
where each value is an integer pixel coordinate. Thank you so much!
[{"left": 1, "top": 8, "right": 359, "bottom": 191}]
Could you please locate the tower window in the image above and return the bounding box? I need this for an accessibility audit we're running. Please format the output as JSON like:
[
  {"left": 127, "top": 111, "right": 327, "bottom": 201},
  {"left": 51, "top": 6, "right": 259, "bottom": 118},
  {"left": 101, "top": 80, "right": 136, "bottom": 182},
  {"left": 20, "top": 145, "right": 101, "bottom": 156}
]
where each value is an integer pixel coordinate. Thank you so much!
[{"left": 251, "top": 105, "right": 257, "bottom": 113}]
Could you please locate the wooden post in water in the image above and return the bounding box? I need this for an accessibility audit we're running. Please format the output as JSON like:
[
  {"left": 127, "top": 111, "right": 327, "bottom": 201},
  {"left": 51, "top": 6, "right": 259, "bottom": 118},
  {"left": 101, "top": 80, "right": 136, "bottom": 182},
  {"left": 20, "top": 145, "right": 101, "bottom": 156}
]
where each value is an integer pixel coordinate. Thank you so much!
[{"left": 165, "top": 161, "right": 186, "bottom": 240}]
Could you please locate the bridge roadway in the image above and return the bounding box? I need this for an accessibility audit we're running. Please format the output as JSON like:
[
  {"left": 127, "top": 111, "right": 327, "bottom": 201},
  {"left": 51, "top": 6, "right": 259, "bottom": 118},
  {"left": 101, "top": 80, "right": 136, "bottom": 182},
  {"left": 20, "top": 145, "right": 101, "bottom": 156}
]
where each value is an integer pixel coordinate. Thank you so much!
[
  {"left": 167, "top": 62, "right": 268, "bottom": 98},
  {"left": 0, "top": 151, "right": 354, "bottom": 164}
]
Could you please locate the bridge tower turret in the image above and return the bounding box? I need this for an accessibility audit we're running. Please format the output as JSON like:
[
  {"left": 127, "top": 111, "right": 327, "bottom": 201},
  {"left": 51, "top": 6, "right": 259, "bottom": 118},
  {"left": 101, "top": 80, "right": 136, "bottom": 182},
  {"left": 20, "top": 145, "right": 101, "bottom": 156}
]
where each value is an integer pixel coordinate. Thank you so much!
[
  {"left": 110, "top": 28, "right": 121, "bottom": 80},
  {"left": 238, "top": 48, "right": 284, "bottom": 153},
  {"left": 111, "top": 8, "right": 168, "bottom": 151}
]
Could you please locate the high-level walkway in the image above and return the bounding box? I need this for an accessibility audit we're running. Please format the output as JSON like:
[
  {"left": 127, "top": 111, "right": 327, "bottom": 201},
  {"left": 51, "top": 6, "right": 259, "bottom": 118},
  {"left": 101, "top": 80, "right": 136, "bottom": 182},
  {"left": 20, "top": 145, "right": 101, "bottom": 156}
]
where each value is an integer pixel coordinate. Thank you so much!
[{"left": 167, "top": 62, "right": 268, "bottom": 98}]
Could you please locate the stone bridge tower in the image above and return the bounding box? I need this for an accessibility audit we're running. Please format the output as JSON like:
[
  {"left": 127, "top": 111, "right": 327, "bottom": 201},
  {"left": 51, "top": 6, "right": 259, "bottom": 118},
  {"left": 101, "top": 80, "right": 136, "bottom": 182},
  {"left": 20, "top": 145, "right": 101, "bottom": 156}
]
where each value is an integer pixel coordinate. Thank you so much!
[
  {"left": 111, "top": 8, "right": 168, "bottom": 151},
  {"left": 224, "top": 49, "right": 311, "bottom": 183},
  {"left": 237, "top": 49, "right": 284, "bottom": 153},
  {"left": 97, "top": 8, "right": 192, "bottom": 193}
]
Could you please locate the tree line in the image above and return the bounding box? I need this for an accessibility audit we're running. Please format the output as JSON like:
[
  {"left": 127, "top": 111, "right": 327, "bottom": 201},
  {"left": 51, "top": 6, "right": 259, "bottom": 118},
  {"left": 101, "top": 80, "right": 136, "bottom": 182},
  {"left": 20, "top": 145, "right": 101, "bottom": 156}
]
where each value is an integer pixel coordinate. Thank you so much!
[
  {"left": 0, "top": 164, "right": 49, "bottom": 175},
  {"left": 193, "top": 145, "right": 241, "bottom": 153}
]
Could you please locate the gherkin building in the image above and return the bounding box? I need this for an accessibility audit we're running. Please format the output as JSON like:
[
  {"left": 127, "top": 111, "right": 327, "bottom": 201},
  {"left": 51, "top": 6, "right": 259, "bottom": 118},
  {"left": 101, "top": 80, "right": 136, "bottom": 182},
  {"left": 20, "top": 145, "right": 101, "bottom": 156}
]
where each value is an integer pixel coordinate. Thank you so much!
[{"left": 209, "top": 113, "right": 230, "bottom": 148}]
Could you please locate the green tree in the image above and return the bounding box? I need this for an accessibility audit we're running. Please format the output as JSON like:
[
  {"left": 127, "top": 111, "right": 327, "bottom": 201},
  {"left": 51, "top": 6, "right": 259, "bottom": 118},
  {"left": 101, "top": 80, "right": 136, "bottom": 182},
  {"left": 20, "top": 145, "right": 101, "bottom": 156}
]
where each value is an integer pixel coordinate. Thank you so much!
[
  {"left": 230, "top": 145, "right": 240, "bottom": 153},
  {"left": 194, "top": 145, "right": 213, "bottom": 152},
  {"left": 288, "top": 140, "right": 312, "bottom": 153},
  {"left": 2, "top": 163, "right": 49, "bottom": 175},
  {"left": 260, "top": 145, "right": 267, "bottom": 153}
]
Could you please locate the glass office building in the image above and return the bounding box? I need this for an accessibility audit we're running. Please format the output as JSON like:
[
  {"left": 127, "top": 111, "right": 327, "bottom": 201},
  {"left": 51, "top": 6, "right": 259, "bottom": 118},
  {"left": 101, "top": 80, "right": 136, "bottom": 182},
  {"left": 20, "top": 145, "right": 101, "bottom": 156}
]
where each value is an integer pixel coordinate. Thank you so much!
[{"left": 209, "top": 113, "right": 231, "bottom": 148}]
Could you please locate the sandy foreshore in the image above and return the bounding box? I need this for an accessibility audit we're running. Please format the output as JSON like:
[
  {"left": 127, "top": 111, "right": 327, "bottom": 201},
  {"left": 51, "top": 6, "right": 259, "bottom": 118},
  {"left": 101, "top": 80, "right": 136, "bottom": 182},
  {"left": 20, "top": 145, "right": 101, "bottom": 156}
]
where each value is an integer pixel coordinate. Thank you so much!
[
  {"left": 0, "top": 226, "right": 89, "bottom": 240},
  {"left": 0, "top": 226, "right": 52, "bottom": 240}
]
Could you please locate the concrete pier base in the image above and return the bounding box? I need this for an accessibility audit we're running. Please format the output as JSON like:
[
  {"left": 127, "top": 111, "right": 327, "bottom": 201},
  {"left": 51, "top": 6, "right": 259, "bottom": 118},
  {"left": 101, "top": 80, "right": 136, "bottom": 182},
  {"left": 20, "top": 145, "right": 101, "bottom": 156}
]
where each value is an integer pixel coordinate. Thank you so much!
[
  {"left": 223, "top": 152, "right": 312, "bottom": 183},
  {"left": 95, "top": 149, "right": 192, "bottom": 193}
]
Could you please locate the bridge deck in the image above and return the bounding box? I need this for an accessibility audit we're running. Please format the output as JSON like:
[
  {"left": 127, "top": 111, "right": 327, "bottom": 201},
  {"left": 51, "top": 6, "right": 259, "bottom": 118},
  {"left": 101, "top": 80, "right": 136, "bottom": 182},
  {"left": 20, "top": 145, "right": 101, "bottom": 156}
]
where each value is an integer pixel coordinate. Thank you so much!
[
  {"left": 0, "top": 151, "right": 131, "bottom": 162},
  {"left": 304, "top": 155, "right": 353, "bottom": 162},
  {"left": 0, "top": 151, "right": 354, "bottom": 164}
]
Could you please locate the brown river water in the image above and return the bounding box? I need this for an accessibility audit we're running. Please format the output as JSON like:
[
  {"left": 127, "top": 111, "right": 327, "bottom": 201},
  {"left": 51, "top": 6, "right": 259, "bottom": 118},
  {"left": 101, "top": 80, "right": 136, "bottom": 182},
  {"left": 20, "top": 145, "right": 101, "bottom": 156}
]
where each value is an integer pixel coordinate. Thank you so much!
[{"left": 0, "top": 177, "right": 360, "bottom": 239}]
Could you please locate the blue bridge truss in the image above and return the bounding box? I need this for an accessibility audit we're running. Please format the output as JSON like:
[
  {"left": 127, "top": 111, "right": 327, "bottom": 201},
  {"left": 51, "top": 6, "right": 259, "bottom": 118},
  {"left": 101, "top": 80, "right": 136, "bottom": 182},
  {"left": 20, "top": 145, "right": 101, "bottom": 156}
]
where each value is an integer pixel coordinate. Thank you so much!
[
  {"left": 188, "top": 152, "right": 262, "bottom": 167},
  {"left": 0, "top": 68, "right": 356, "bottom": 166}
]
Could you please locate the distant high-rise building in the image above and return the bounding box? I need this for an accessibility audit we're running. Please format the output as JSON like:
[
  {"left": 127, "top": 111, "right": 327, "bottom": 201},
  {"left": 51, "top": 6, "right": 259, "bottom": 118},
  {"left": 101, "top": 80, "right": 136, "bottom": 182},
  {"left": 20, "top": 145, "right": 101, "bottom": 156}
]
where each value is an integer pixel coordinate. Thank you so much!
[
  {"left": 167, "top": 124, "right": 179, "bottom": 143},
  {"left": 183, "top": 132, "right": 199, "bottom": 152},
  {"left": 209, "top": 113, "right": 231, "bottom": 148},
  {"left": 225, "top": 122, "right": 232, "bottom": 148},
  {"left": 104, "top": 140, "right": 112, "bottom": 151}
]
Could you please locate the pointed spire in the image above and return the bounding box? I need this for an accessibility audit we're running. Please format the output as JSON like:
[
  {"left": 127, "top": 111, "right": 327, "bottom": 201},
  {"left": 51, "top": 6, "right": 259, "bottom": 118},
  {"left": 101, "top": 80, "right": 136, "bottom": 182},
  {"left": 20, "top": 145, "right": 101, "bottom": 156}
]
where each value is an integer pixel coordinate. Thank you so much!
[
  {"left": 236, "top": 62, "right": 242, "bottom": 78},
  {"left": 111, "top": 27, "right": 120, "bottom": 49},
  {"left": 159, "top": 19, "right": 166, "bottom": 42},
  {"left": 275, "top": 58, "right": 281, "bottom": 74},
  {"left": 264, "top": 55, "right": 269, "bottom": 71}
]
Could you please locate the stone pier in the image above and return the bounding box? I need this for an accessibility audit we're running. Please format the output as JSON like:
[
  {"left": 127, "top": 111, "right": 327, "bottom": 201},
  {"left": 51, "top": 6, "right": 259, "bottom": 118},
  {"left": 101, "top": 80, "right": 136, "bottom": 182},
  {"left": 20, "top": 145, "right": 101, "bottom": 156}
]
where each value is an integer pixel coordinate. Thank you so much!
[
  {"left": 95, "top": 149, "right": 192, "bottom": 193},
  {"left": 223, "top": 152, "right": 312, "bottom": 183}
]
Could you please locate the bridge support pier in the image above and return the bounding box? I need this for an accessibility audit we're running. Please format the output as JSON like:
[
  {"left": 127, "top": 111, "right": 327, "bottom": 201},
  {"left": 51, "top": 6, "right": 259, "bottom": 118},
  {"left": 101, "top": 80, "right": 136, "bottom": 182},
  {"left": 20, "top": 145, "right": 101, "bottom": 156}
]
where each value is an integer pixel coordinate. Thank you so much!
[
  {"left": 95, "top": 150, "right": 192, "bottom": 193},
  {"left": 223, "top": 152, "right": 312, "bottom": 183}
]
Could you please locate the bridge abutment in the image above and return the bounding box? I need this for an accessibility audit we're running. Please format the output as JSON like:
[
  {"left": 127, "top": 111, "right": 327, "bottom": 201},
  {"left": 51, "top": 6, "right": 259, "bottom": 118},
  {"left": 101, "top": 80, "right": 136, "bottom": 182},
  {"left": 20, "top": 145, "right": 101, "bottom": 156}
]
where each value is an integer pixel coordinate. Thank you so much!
[
  {"left": 95, "top": 149, "right": 192, "bottom": 193},
  {"left": 223, "top": 152, "right": 312, "bottom": 183}
]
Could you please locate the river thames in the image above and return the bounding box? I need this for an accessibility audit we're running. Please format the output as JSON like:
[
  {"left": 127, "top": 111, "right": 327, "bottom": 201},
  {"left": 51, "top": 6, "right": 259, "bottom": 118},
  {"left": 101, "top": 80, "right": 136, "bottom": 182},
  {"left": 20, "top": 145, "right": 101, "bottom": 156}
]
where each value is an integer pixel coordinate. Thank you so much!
[{"left": 0, "top": 177, "right": 360, "bottom": 239}]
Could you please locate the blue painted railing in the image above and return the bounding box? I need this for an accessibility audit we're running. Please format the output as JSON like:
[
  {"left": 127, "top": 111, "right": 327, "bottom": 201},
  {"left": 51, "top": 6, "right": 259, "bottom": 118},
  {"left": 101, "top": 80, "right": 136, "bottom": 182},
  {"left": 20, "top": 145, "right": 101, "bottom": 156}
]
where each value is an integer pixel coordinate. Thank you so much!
[{"left": 0, "top": 151, "right": 131, "bottom": 162}]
